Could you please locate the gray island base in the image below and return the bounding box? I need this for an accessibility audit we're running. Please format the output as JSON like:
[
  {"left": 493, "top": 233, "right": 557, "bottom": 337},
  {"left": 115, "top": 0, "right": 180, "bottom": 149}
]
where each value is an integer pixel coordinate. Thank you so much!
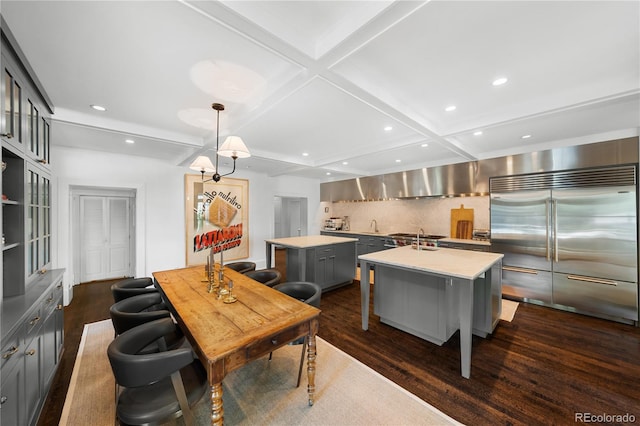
[
  {"left": 359, "top": 246, "right": 504, "bottom": 379},
  {"left": 265, "top": 235, "right": 358, "bottom": 291}
]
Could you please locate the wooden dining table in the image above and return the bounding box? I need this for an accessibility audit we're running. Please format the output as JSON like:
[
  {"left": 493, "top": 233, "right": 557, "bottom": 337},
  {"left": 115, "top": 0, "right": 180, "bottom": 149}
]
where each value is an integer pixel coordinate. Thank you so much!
[{"left": 153, "top": 265, "right": 321, "bottom": 425}]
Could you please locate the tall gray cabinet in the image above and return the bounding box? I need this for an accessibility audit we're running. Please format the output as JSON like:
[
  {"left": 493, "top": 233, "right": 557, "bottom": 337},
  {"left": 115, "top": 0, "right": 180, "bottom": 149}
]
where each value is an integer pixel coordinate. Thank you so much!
[{"left": 1, "top": 18, "right": 64, "bottom": 426}]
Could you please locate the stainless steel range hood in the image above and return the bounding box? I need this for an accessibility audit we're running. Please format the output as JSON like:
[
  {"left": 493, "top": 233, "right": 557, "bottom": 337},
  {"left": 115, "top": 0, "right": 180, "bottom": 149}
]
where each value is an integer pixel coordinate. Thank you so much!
[{"left": 320, "top": 137, "right": 639, "bottom": 202}]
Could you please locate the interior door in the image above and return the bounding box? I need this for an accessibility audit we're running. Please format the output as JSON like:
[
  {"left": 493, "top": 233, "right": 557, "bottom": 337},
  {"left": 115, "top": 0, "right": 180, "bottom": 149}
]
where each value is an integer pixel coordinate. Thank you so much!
[
  {"left": 274, "top": 196, "right": 308, "bottom": 238},
  {"left": 79, "top": 196, "right": 131, "bottom": 282}
]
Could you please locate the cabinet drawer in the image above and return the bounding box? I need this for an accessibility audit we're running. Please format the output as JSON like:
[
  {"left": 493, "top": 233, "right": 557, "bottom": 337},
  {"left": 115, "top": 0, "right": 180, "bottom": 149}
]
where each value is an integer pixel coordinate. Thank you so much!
[
  {"left": 24, "top": 308, "right": 43, "bottom": 342},
  {"left": 315, "top": 246, "right": 334, "bottom": 258},
  {"left": 1, "top": 331, "right": 23, "bottom": 371},
  {"left": 245, "top": 324, "right": 309, "bottom": 361}
]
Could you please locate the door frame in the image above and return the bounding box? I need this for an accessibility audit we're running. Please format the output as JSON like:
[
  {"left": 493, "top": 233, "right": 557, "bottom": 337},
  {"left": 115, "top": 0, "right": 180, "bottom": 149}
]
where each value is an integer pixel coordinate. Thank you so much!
[
  {"left": 274, "top": 196, "right": 308, "bottom": 238},
  {"left": 70, "top": 186, "right": 136, "bottom": 284}
]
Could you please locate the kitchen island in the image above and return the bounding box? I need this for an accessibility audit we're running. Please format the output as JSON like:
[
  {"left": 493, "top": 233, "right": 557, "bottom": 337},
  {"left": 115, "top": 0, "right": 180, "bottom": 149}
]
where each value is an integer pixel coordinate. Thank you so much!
[
  {"left": 266, "top": 235, "right": 358, "bottom": 291},
  {"left": 359, "top": 246, "right": 503, "bottom": 378}
]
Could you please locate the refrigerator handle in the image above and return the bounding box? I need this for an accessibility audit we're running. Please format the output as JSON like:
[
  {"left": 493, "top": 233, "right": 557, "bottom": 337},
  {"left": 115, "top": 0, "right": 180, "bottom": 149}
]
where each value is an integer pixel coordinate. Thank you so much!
[
  {"left": 553, "top": 199, "right": 558, "bottom": 263},
  {"left": 545, "top": 200, "right": 551, "bottom": 261}
]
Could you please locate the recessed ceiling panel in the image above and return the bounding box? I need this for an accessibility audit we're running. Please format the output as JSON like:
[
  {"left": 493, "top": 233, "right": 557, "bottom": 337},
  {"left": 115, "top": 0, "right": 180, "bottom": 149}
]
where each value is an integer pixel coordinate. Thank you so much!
[
  {"left": 449, "top": 93, "right": 640, "bottom": 158},
  {"left": 332, "top": 1, "right": 640, "bottom": 135}
]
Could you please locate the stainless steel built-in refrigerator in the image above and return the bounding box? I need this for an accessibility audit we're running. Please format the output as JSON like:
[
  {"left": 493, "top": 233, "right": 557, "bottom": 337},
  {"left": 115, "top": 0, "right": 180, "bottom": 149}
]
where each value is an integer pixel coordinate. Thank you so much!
[{"left": 490, "top": 166, "right": 638, "bottom": 323}]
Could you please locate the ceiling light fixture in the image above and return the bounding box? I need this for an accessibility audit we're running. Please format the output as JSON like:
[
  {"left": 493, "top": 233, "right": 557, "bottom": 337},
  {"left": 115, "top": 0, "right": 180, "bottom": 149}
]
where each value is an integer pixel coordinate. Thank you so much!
[
  {"left": 384, "top": 126, "right": 393, "bottom": 131},
  {"left": 421, "top": 143, "right": 429, "bottom": 148},
  {"left": 125, "top": 139, "right": 135, "bottom": 144},
  {"left": 492, "top": 77, "right": 508, "bottom": 86},
  {"left": 521, "top": 134, "right": 532, "bottom": 139},
  {"left": 474, "top": 131, "right": 483, "bottom": 136},
  {"left": 91, "top": 104, "right": 106, "bottom": 111},
  {"left": 189, "top": 103, "right": 250, "bottom": 182},
  {"left": 302, "top": 152, "right": 309, "bottom": 157},
  {"left": 445, "top": 105, "right": 456, "bottom": 112}
]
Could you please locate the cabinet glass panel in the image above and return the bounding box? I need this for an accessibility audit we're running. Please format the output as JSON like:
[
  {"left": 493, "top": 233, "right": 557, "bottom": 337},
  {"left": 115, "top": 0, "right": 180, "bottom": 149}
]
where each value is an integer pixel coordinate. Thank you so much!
[
  {"left": 42, "top": 120, "right": 50, "bottom": 164},
  {"left": 26, "top": 100, "right": 33, "bottom": 147},
  {"left": 30, "top": 106, "right": 39, "bottom": 156},
  {"left": 12, "top": 80, "right": 21, "bottom": 143},
  {"left": 3, "top": 69, "right": 11, "bottom": 137}
]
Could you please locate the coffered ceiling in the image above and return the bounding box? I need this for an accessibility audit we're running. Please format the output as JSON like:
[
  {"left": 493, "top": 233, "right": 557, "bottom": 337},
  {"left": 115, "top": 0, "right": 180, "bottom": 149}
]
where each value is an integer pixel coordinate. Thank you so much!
[{"left": 2, "top": 1, "right": 638, "bottom": 181}]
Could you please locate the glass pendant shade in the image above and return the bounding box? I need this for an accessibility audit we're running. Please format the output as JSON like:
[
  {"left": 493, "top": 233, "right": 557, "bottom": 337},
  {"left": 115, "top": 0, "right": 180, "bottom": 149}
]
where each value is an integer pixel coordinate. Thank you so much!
[
  {"left": 218, "top": 136, "right": 251, "bottom": 158},
  {"left": 189, "top": 155, "right": 216, "bottom": 173}
]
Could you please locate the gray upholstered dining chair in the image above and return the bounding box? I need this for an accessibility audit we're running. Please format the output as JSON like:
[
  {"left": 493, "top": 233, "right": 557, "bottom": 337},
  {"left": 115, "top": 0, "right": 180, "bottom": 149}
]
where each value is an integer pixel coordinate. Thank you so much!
[
  {"left": 109, "top": 292, "right": 185, "bottom": 353},
  {"left": 271, "top": 281, "right": 322, "bottom": 387},
  {"left": 224, "top": 261, "right": 256, "bottom": 274},
  {"left": 244, "top": 268, "right": 282, "bottom": 287},
  {"left": 107, "top": 317, "right": 207, "bottom": 426},
  {"left": 111, "top": 277, "right": 158, "bottom": 303}
]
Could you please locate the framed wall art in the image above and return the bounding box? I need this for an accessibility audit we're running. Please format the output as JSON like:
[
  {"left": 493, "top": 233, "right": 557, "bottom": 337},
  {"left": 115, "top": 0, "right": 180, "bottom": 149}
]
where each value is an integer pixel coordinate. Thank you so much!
[{"left": 184, "top": 174, "right": 249, "bottom": 266}]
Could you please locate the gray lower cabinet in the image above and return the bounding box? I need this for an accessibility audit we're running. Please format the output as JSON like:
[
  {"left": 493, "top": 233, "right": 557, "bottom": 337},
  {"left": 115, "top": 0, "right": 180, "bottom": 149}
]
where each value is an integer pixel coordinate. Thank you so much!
[
  {"left": 286, "top": 242, "right": 356, "bottom": 291},
  {"left": 1, "top": 270, "right": 64, "bottom": 426}
]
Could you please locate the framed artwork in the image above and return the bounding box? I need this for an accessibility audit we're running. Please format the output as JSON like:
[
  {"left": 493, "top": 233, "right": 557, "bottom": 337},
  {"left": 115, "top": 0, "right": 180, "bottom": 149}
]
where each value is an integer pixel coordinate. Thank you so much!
[{"left": 184, "top": 174, "right": 249, "bottom": 266}]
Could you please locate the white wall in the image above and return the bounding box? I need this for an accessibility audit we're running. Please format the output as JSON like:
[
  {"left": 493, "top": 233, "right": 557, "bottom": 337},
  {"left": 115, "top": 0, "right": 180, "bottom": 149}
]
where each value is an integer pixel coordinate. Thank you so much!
[{"left": 51, "top": 146, "right": 321, "bottom": 304}]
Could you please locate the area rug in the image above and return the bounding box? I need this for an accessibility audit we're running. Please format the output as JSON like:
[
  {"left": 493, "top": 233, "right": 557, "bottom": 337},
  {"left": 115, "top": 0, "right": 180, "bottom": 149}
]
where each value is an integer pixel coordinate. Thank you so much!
[
  {"left": 500, "top": 299, "right": 519, "bottom": 322},
  {"left": 60, "top": 320, "right": 462, "bottom": 426}
]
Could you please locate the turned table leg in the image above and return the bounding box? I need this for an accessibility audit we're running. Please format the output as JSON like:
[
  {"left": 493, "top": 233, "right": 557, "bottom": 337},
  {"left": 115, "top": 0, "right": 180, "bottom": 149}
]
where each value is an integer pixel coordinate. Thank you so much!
[
  {"left": 307, "top": 333, "right": 317, "bottom": 406},
  {"left": 210, "top": 382, "right": 224, "bottom": 425}
]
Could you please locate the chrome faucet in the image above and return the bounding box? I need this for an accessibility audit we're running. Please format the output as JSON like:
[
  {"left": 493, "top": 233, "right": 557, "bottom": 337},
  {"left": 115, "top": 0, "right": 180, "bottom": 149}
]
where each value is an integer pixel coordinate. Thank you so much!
[
  {"left": 370, "top": 219, "right": 379, "bottom": 233},
  {"left": 417, "top": 228, "right": 425, "bottom": 250}
]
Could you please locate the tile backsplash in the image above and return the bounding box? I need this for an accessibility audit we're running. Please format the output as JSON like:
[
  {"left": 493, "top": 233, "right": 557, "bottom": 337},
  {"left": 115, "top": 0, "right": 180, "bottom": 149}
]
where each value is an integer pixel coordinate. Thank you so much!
[{"left": 320, "top": 196, "right": 490, "bottom": 237}]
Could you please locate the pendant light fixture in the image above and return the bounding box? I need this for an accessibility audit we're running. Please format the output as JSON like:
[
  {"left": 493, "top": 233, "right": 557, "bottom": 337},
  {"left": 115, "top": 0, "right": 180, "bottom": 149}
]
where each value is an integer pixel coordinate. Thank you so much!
[{"left": 190, "top": 103, "right": 250, "bottom": 182}]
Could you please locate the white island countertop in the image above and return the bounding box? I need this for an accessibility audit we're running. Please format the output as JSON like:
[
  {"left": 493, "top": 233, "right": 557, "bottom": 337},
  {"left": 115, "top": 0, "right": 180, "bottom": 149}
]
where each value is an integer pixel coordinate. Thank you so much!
[
  {"left": 359, "top": 245, "right": 503, "bottom": 280},
  {"left": 266, "top": 235, "right": 358, "bottom": 248}
]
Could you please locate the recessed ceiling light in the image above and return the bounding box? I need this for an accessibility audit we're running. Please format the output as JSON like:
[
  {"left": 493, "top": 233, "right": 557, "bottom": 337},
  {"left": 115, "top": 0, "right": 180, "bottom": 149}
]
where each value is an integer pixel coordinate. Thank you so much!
[
  {"left": 342, "top": 161, "right": 348, "bottom": 165},
  {"left": 421, "top": 143, "right": 429, "bottom": 148},
  {"left": 521, "top": 134, "right": 532, "bottom": 139},
  {"left": 91, "top": 104, "right": 106, "bottom": 111},
  {"left": 395, "top": 159, "right": 401, "bottom": 163},
  {"left": 302, "top": 152, "right": 309, "bottom": 156},
  {"left": 473, "top": 131, "right": 483, "bottom": 136},
  {"left": 384, "top": 126, "right": 393, "bottom": 131},
  {"left": 445, "top": 105, "right": 456, "bottom": 112},
  {"left": 326, "top": 172, "right": 331, "bottom": 175},
  {"left": 492, "top": 77, "right": 508, "bottom": 86},
  {"left": 125, "top": 139, "right": 135, "bottom": 144}
]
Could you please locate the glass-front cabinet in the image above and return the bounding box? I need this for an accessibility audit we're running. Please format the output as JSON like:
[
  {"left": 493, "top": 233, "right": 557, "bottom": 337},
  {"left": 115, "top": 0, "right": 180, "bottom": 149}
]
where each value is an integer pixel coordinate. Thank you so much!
[
  {"left": 26, "top": 165, "right": 50, "bottom": 278},
  {"left": 2, "top": 57, "right": 23, "bottom": 151}
]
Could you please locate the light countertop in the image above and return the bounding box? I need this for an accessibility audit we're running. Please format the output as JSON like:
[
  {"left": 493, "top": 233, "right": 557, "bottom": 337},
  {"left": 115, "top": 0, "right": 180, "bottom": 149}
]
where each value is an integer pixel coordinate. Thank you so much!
[
  {"left": 266, "top": 235, "right": 358, "bottom": 248},
  {"left": 359, "top": 245, "right": 503, "bottom": 280}
]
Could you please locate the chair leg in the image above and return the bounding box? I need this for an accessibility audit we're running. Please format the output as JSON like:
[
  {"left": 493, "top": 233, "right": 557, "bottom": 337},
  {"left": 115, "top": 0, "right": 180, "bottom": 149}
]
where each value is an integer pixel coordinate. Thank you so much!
[{"left": 296, "top": 339, "right": 307, "bottom": 388}]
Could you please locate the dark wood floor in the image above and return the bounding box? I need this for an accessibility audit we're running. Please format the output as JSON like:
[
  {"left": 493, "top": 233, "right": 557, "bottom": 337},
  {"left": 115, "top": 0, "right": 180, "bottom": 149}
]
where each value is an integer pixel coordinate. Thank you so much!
[{"left": 39, "top": 278, "right": 640, "bottom": 426}]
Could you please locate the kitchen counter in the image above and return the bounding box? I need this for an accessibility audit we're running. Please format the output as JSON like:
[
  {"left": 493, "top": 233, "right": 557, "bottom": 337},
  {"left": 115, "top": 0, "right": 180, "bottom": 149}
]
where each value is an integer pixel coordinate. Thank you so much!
[
  {"left": 440, "top": 237, "right": 491, "bottom": 246},
  {"left": 265, "top": 235, "right": 358, "bottom": 249},
  {"left": 359, "top": 246, "right": 503, "bottom": 379},
  {"left": 265, "top": 235, "right": 357, "bottom": 291},
  {"left": 359, "top": 245, "right": 502, "bottom": 279}
]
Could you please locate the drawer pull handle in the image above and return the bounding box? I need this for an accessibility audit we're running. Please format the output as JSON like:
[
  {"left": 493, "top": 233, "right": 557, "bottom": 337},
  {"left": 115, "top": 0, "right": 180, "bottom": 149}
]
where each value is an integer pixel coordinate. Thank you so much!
[
  {"left": 2, "top": 346, "right": 19, "bottom": 359},
  {"left": 26, "top": 349, "right": 36, "bottom": 356},
  {"left": 2, "top": 133, "right": 12, "bottom": 139},
  {"left": 271, "top": 339, "right": 278, "bottom": 345},
  {"left": 29, "top": 316, "right": 41, "bottom": 326},
  {"left": 57, "top": 304, "right": 63, "bottom": 310},
  {"left": 57, "top": 283, "right": 62, "bottom": 289},
  {"left": 503, "top": 266, "right": 538, "bottom": 275},
  {"left": 46, "top": 296, "right": 54, "bottom": 304},
  {"left": 1, "top": 396, "right": 7, "bottom": 404},
  {"left": 567, "top": 275, "right": 618, "bottom": 286}
]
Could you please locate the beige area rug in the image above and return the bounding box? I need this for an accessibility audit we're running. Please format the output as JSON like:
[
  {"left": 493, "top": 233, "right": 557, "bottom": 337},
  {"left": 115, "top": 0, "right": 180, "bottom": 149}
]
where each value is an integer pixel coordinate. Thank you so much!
[
  {"left": 61, "top": 320, "right": 462, "bottom": 426},
  {"left": 500, "top": 299, "right": 519, "bottom": 322}
]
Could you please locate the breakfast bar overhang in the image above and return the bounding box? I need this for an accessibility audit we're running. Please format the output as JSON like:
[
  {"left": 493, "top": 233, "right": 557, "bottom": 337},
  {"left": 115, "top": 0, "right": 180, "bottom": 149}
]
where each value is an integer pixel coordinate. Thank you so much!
[{"left": 359, "top": 246, "right": 504, "bottom": 379}]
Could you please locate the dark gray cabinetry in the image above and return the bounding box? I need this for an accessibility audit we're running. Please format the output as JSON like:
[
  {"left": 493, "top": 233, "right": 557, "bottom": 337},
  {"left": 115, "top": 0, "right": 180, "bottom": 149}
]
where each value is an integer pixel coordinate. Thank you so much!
[
  {"left": 1, "top": 271, "right": 64, "bottom": 426},
  {"left": 321, "top": 231, "right": 390, "bottom": 257},
  {"left": 438, "top": 240, "right": 489, "bottom": 252},
  {"left": 286, "top": 242, "right": 356, "bottom": 291}
]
